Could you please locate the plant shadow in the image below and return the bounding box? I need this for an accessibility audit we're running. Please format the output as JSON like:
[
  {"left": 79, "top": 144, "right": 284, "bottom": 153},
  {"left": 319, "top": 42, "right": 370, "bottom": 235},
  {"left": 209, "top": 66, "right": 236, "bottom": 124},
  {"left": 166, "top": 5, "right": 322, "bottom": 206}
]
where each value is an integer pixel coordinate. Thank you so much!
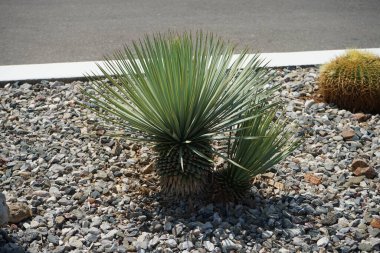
[
  {"left": 134, "top": 183, "right": 326, "bottom": 248},
  {"left": 0, "top": 229, "right": 27, "bottom": 253}
]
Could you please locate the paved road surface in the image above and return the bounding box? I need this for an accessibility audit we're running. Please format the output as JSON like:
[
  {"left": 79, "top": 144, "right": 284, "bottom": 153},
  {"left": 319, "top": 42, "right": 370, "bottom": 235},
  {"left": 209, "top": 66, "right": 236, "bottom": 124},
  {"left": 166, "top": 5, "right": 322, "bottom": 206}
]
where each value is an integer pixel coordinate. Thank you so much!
[{"left": 1, "top": 0, "right": 379, "bottom": 65}]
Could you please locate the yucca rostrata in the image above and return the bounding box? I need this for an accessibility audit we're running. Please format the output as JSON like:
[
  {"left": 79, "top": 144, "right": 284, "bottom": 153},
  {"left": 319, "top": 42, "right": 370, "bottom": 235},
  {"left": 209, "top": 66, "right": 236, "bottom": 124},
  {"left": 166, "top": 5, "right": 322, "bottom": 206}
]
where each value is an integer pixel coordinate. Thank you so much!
[
  {"left": 213, "top": 104, "right": 300, "bottom": 201},
  {"left": 81, "top": 31, "right": 298, "bottom": 199}
]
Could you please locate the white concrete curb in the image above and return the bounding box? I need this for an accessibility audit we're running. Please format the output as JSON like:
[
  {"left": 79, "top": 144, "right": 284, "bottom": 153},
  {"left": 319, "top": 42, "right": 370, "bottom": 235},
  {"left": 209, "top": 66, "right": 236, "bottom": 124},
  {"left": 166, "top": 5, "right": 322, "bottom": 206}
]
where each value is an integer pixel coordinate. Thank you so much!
[{"left": 1, "top": 48, "right": 380, "bottom": 83}]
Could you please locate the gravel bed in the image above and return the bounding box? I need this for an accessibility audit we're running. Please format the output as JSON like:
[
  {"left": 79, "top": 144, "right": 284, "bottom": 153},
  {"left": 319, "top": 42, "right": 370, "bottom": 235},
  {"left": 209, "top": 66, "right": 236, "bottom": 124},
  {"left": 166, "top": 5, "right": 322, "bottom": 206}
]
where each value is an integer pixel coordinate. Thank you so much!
[{"left": 1, "top": 67, "right": 380, "bottom": 253}]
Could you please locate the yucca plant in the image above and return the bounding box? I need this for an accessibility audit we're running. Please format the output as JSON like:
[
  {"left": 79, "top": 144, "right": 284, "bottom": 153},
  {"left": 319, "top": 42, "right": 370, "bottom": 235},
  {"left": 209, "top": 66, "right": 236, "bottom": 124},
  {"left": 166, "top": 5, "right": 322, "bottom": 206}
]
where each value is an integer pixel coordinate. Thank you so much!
[
  {"left": 81, "top": 31, "right": 298, "bottom": 199},
  {"left": 213, "top": 104, "right": 299, "bottom": 201}
]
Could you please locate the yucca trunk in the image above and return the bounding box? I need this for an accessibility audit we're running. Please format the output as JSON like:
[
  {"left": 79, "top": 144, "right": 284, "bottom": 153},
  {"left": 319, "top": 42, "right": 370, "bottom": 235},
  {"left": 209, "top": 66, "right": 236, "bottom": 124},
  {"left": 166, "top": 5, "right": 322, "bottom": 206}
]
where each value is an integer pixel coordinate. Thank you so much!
[
  {"left": 155, "top": 145, "right": 213, "bottom": 196},
  {"left": 212, "top": 169, "right": 251, "bottom": 202}
]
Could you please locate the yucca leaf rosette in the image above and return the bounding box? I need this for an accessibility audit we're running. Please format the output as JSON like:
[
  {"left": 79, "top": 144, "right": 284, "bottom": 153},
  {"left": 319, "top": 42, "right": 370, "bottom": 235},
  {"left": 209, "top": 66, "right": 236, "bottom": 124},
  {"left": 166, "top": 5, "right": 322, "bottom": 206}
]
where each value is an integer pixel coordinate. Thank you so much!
[{"left": 81, "top": 31, "right": 299, "bottom": 199}]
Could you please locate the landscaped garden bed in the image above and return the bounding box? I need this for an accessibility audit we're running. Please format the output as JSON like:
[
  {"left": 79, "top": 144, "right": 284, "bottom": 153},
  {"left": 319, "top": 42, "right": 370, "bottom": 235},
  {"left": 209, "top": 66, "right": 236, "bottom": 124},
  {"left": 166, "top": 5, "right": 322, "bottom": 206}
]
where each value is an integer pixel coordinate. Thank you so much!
[{"left": 1, "top": 65, "right": 380, "bottom": 253}]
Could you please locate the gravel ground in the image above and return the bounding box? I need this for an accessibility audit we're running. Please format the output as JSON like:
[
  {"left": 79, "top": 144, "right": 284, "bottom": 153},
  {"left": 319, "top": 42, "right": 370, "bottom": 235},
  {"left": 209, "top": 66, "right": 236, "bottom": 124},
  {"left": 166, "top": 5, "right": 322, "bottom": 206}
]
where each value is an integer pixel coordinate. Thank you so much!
[{"left": 1, "top": 67, "right": 380, "bottom": 253}]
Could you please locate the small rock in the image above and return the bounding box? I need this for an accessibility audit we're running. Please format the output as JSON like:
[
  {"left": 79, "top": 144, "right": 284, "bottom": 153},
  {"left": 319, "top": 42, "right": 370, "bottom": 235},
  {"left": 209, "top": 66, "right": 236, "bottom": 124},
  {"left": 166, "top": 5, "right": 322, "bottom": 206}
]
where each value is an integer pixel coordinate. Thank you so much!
[
  {"left": 88, "top": 197, "right": 96, "bottom": 204},
  {"left": 345, "top": 176, "right": 366, "bottom": 187},
  {"left": 284, "top": 228, "right": 303, "bottom": 237},
  {"left": 68, "top": 236, "right": 83, "bottom": 248},
  {"left": 305, "top": 99, "right": 315, "bottom": 110},
  {"left": 352, "top": 113, "right": 370, "bottom": 122},
  {"left": 166, "top": 239, "right": 177, "bottom": 248},
  {"left": 338, "top": 217, "right": 350, "bottom": 227},
  {"left": 370, "top": 217, "right": 380, "bottom": 229},
  {"left": 30, "top": 220, "right": 40, "bottom": 228},
  {"left": 20, "top": 83, "right": 32, "bottom": 90},
  {"left": 203, "top": 241, "right": 215, "bottom": 252},
  {"left": 221, "top": 238, "right": 241, "bottom": 251},
  {"left": 292, "top": 237, "right": 304, "bottom": 246},
  {"left": 262, "top": 230, "right": 273, "bottom": 239},
  {"left": 153, "top": 223, "right": 163, "bottom": 232},
  {"left": 72, "top": 192, "right": 84, "bottom": 200},
  {"left": 341, "top": 129, "right": 356, "bottom": 140},
  {"left": 95, "top": 170, "right": 108, "bottom": 179},
  {"left": 172, "top": 223, "right": 184, "bottom": 236},
  {"left": 179, "top": 241, "right": 194, "bottom": 250},
  {"left": 304, "top": 173, "right": 322, "bottom": 185},
  {"left": 47, "top": 233, "right": 59, "bottom": 245},
  {"left": 55, "top": 216, "right": 65, "bottom": 226},
  {"left": 321, "top": 212, "right": 338, "bottom": 226},
  {"left": 8, "top": 202, "right": 32, "bottom": 223},
  {"left": 136, "top": 232, "right": 150, "bottom": 250},
  {"left": 164, "top": 221, "right": 172, "bottom": 231},
  {"left": 358, "top": 238, "right": 380, "bottom": 252},
  {"left": 103, "top": 229, "right": 119, "bottom": 240},
  {"left": 32, "top": 190, "right": 50, "bottom": 197},
  {"left": 111, "top": 141, "right": 123, "bottom": 156},
  {"left": 148, "top": 235, "right": 159, "bottom": 248},
  {"left": 261, "top": 172, "right": 275, "bottom": 178},
  {"left": 353, "top": 167, "right": 377, "bottom": 179},
  {"left": 141, "top": 162, "right": 154, "bottom": 174},
  {"left": 85, "top": 233, "right": 99, "bottom": 243},
  {"left": 351, "top": 159, "right": 369, "bottom": 170},
  {"left": 49, "top": 164, "right": 64, "bottom": 173},
  {"left": 333, "top": 135, "right": 343, "bottom": 141},
  {"left": 369, "top": 227, "right": 380, "bottom": 237},
  {"left": 317, "top": 236, "right": 329, "bottom": 247},
  {"left": 88, "top": 227, "right": 101, "bottom": 235}
]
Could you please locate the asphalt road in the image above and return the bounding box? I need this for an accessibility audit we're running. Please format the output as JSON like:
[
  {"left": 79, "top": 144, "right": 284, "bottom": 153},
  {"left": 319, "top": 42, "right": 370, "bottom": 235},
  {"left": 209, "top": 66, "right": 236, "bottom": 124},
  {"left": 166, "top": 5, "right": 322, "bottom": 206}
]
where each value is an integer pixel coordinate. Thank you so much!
[{"left": 1, "top": 0, "right": 379, "bottom": 65}]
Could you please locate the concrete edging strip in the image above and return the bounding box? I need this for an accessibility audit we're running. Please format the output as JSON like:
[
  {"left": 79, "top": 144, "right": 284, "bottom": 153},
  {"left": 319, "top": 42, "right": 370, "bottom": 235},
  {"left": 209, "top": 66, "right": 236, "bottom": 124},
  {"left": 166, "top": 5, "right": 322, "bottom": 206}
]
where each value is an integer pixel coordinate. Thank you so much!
[{"left": 1, "top": 48, "right": 380, "bottom": 84}]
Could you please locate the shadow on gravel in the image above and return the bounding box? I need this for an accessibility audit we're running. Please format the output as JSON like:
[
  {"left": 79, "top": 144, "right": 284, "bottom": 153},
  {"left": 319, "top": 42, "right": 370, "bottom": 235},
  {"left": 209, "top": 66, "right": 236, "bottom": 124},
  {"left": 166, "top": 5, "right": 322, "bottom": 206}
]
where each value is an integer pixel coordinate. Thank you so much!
[
  {"left": 135, "top": 187, "right": 324, "bottom": 243},
  {"left": 0, "top": 229, "right": 27, "bottom": 253}
]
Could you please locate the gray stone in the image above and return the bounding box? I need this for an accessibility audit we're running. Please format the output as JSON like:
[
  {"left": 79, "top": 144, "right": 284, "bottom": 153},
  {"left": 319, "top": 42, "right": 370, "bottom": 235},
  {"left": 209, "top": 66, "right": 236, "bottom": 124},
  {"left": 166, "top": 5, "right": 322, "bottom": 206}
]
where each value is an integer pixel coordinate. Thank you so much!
[
  {"left": 333, "top": 136, "right": 343, "bottom": 141},
  {"left": 136, "top": 232, "right": 150, "bottom": 250},
  {"left": 221, "top": 238, "right": 242, "bottom": 251},
  {"left": 85, "top": 233, "right": 99, "bottom": 243},
  {"left": 103, "top": 229, "right": 119, "bottom": 240},
  {"left": 49, "top": 164, "right": 64, "bottom": 173},
  {"left": 68, "top": 236, "right": 83, "bottom": 248},
  {"left": 148, "top": 235, "right": 159, "bottom": 248},
  {"left": 262, "top": 230, "right": 273, "bottom": 239},
  {"left": 305, "top": 99, "right": 315, "bottom": 110},
  {"left": 166, "top": 239, "right": 177, "bottom": 248},
  {"left": 292, "top": 237, "right": 304, "bottom": 246},
  {"left": 203, "top": 241, "right": 215, "bottom": 252},
  {"left": 338, "top": 217, "right": 350, "bottom": 227},
  {"left": 284, "top": 228, "right": 303, "bottom": 237},
  {"left": 164, "top": 222, "right": 172, "bottom": 231},
  {"left": 317, "top": 236, "right": 329, "bottom": 247},
  {"left": 358, "top": 238, "right": 380, "bottom": 252},
  {"left": 47, "top": 233, "right": 59, "bottom": 245},
  {"left": 179, "top": 241, "right": 194, "bottom": 250},
  {"left": 321, "top": 212, "right": 338, "bottom": 226},
  {"left": 172, "top": 223, "right": 184, "bottom": 236},
  {"left": 20, "top": 83, "right": 32, "bottom": 90},
  {"left": 0, "top": 192, "right": 9, "bottom": 226},
  {"left": 95, "top": 170, "right": 108, "bottom": 179}
]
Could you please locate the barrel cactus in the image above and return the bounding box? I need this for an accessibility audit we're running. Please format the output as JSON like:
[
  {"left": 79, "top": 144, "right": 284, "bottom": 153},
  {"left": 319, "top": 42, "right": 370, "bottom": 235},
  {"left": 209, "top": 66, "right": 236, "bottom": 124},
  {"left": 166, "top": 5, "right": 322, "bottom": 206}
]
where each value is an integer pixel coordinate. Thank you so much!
[{"left": 318, "top": 50, "right": 380, "bottom": 113}]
